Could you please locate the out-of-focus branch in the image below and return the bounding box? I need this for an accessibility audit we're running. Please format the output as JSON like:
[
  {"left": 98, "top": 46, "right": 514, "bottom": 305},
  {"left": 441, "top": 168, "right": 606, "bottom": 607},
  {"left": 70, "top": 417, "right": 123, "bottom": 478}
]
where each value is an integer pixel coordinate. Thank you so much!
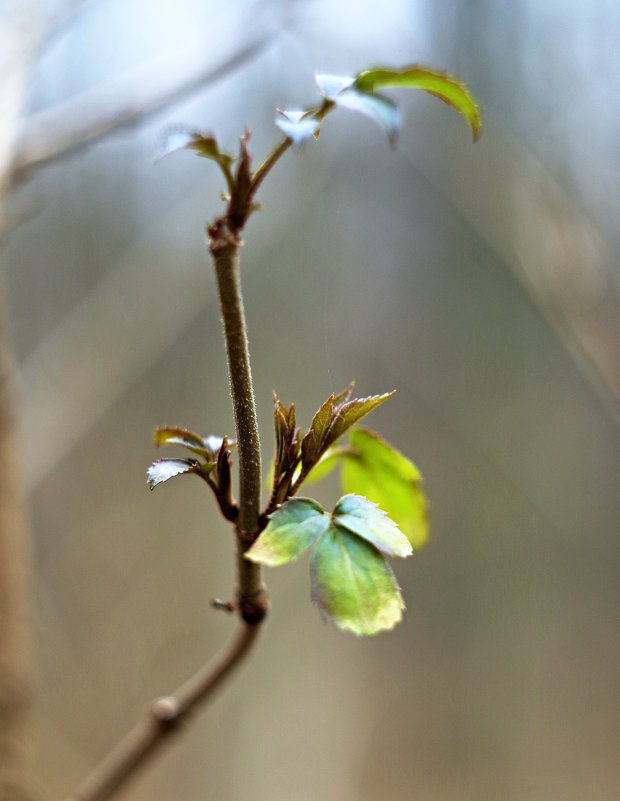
[
  {"left": 11, "top": 3, "right": 294, "bottom": 180},
  {"left": 0, "top": 9, "right": 46, "bottom": 800},
  {"left": 63, "top": 623, "right": 260, "bottom": 801},
  {"left": 405, "top": 117, "right": 620, "bottom": 428}
]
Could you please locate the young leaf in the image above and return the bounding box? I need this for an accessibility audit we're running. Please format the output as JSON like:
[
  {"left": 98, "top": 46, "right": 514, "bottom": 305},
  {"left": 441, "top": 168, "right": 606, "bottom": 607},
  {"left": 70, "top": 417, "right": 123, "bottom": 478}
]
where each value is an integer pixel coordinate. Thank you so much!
[
  {"left": 147, "top": 458, "right": 203, "bottom": 490},
  {"left": 310, "top": 527, "right": 405, "bottom": 636},
  {"left": 154, "top": 426, "right": 212, "bottom": 458},
  {"left": 155, "top": 129, "right": 235, "bottom": 192},
  {"left": 332, "top": 380, "right": 355, "bottom": 407},
  {"left": 315, "top": 73, "right": 400, "bottom": 146},
  {"left": 325, "top": 391, "right": 395, "bottom": 449},
  {"left": 342, "top": 428, "right": 429, "bottom": 549},
  {"left": 301, "top": 445, "right": 348, "bottom": 486},
  {"left": 330, "top": 90, "right": 401, "bottom": 147},
  {"left": 204, "top": 434, "right": 236, "bottom": 458},
  {"left": 353, "top": 65, "right": 482, "bottom": 142},
  {"left": 332, "top": 494, "right": 412, "bottom": 557},
  {"left": 275, "top": 110, "right": 320, "bottom": 149},
  {"left": 315, "top": 73, "right": 354, "bottom": 99},
  {"left": 246, "top": 498, "right": 330, "bottom": 566},
  {"left": 301, "top": 394, "right": 334, "bottom": 469}
]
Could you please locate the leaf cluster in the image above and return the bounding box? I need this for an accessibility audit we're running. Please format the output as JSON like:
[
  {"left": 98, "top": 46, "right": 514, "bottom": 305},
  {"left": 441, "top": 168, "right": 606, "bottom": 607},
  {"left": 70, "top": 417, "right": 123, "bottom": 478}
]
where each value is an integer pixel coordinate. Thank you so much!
[
  {"left": 248, "top": 385, "right": 429, "bottom": 635},
  {"left": 146, "top": 384, "right": 429, "bottom": 636},
  {"left": 156, "top": 64, "right": 481, "bottom": 238},
  {"left": 147, "top": 427, "right": 238, "bottom": 521}
]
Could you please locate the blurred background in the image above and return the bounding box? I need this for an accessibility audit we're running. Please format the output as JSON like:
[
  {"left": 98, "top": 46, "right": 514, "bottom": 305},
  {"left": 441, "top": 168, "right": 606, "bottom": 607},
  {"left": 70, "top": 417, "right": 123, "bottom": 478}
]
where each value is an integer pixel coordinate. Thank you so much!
[{"left": 2, "top": 0, "right": 620, "bottom": 799}]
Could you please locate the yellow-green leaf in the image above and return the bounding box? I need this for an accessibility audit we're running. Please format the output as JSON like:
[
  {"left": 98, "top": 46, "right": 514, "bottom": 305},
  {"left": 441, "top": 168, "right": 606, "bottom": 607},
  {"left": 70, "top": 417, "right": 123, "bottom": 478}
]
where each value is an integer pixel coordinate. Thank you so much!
[
  {"left": 354, "top": 65, "right": 482, "bottom": 141},
  {"left": 342, "top": 428, "right": 429, "bottom": 549}
]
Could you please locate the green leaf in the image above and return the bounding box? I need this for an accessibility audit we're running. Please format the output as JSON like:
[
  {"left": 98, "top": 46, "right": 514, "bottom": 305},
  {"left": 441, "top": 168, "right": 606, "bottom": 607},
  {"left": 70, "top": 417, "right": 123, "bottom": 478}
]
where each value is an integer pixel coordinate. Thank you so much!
[
  {"left": 333, "top": 494, "right": 411, "bottom": 557},
  {"left": 325, "top": 391, "right": 395, "bottom": 449},
  {"left": 353, "top": 65, "right": 482, "bottom": 142},
  {"left": 342, "top": 428, "right": 429, "bottom": 549},
  {"left": 155, "top": 129, "right": 235, "bottom": 191},
  {"left": 147, "top": 458, "right": 202, "bottom": 490},
  {"left": 310, "top": 527, "right": 405, "bottom": 636},
  {"left": 246, "top": 498, "right": 330, "bottom": 566},
  {"left": 275, "top": 110, "right": 320, "bottom": 149},
  {"left": 301, "top": 394, "right": 334, "bottom": 469}
]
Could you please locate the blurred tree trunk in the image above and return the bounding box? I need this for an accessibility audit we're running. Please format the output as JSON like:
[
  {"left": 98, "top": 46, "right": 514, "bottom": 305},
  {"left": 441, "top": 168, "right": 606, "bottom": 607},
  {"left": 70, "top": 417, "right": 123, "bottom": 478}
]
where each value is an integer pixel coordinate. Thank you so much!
[
  {"left": 0, "top": 279, "right": 32, "bottom": 801},
  {"left": 0, "top": 9, "right": 41, "bottom": 800}
]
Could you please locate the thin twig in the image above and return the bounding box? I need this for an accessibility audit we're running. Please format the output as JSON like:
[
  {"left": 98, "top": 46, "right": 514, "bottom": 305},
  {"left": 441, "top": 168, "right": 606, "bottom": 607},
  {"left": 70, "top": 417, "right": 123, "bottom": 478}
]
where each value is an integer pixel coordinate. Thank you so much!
[
  {"left": 249, "top": 138, "right": 291, "bottom": 197},
  {"left": 62, "top": 623, "right": 260, "bottom": 801}
]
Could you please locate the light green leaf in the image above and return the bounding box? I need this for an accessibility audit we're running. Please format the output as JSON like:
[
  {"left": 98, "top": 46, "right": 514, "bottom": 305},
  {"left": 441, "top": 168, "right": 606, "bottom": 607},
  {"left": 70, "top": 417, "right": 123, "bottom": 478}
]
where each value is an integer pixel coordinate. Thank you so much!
[
  {"left": 310, "top": 527, "right": 405, "bottom": 636},
  {"left": 147, "top": 458, "right": 202, "bottom": 490},
  {"left": 353, "top": 65, "right": 482, "bottom": 142},
  {"left": 275, "top": 110, "right": 320, "bottom": 149},
  {"left": 333, "top": 494, "right": 412, "bottom": 557},
  {"left": 342, "top": 428, "right": 429, "bottom": 549},
  {"left": 325, "top": 391, "right": 395, "bottom": 449},
  {"left": 302, "top": 445, "right": 348, "bottom": 486},
  {"left": 246, "top": 498, "right": 330, "bottom": 567}
]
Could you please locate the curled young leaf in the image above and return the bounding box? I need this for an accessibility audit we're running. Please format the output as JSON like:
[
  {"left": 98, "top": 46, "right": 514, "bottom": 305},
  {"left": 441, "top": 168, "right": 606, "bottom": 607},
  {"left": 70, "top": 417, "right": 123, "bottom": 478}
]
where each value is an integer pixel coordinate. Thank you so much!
[
  {"left": 155, "top": 128, "right": 235, "bottom": 192},
  {"left": 154, "top": 426, "right": 212, "bottom": 458},
  {"left": 275, "top": 110, "right": 321, "bottom": 149},
  {"left": 353, "top": 65, "right": 482, "bottom": 141}
]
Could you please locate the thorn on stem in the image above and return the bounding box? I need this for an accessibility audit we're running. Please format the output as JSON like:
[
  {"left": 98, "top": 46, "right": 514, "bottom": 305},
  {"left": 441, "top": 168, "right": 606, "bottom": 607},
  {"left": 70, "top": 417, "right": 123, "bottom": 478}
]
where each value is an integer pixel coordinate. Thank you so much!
[{"left": 211, "top": 598, "right": 235, "bottom": 613}]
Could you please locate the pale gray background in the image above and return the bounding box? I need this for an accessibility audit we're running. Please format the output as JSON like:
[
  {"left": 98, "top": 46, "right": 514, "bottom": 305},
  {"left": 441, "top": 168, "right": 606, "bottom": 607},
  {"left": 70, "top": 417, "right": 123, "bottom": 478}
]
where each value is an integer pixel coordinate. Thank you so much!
[{"left": 5, "top": 1, "right": 620, "bottom": 799}]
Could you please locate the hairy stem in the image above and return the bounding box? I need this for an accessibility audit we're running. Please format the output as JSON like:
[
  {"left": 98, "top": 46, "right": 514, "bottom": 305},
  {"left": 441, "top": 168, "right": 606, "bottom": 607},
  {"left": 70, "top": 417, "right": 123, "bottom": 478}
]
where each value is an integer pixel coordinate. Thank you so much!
[
  {"left": 62, "top": 624, "right": 259, "bottom": 801},
  {"left": 209, "top": 225, "right": 267, "bottom": 624}
]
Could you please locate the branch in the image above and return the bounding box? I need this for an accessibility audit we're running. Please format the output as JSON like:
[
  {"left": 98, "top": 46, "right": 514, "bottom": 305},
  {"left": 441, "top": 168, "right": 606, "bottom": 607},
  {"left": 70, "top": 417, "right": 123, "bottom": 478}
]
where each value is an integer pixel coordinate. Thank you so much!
[
  {"left": 209, "top": 227, "right": 267, "bottom": 624},
  {"left": 11, "top": 3, "right": 295, "bottom": 180},
  {"left": 62, "top": 623, "right": 259, "bottom": 801}
]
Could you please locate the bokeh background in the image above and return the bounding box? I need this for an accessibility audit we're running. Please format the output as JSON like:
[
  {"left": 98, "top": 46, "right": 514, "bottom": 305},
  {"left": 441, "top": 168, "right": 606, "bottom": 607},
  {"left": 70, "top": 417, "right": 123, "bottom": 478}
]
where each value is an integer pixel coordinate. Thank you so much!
[{"left": 4, "top": 0, "right": 620, "bottom": 799}]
